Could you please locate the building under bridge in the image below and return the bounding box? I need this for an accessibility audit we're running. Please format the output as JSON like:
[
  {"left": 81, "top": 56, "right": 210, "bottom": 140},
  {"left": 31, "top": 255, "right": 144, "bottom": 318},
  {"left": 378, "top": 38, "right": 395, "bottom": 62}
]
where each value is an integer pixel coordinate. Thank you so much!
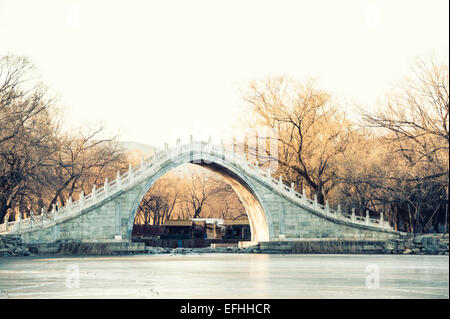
[{"left": 133, "top": 216, "right": 251, "bottom": 247}]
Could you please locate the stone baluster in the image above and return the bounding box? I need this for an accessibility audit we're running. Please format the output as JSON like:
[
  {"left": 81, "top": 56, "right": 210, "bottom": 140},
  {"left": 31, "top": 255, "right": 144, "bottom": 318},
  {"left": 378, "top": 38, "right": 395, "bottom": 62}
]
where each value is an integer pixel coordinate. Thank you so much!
[
  {"left": 116, "top": 170, "right": 121, "bottom": 190},
  {"left": 67, "top": 196, "right": 73, "bottom": 213},
  {"left": 380, "top": 212, "right": 384, "bottom": 229},
  {"left": 278, "top": 175, "right": 283, "bottom": 188},
  {"left": 337, "top": 204, "right": 342, "bottom": 216},
  {"left": 104, "top": 177, "right": 109, "bottom": 196},
  {"left": 366, "top": 210, "right": 370, "bottom": 225},
  {"left": 351, "top": 208, "right": 355, "bottom": 222},
  {"left": 79, "top": 190, "right": 84, "bottom": 205},
  {"left": 92, "top": 184, "right": 97, "bottom": 201},
  {"left": 164, "top": 142, "right": 168, "bottom": 150},
  {"left": 313, "top": 194, "right": 318, "bottom": 209},
  {"left": 52, "top": 204, "right": 56, "bottom": 214},
  {"left": 78, "top": 191, "right": 83, "bottom": 212},
  {"left": 218, "top": 139, "right": 223, "bottom": 157},
  {"left": 267, "top": 168, "right": 271, "bottom": 181},
  {"left": 128, "top": 163, "right": 133, "bottom": 181},
  {"left": 177, "top": 138, "right": 182, "bottom": 155},
  {"left": 325, "top": 200, "right": 330, "bottom": 214},
  {"left": 291, "top": 182, "right": 294, "bottom": 190}
]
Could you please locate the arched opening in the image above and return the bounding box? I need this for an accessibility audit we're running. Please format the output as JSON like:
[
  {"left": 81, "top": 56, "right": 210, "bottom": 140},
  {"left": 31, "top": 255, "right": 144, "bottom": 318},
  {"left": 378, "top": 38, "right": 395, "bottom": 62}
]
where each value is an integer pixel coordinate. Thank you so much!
[{"left": 130, "top": 160, "right": 270, "bottom": 248}]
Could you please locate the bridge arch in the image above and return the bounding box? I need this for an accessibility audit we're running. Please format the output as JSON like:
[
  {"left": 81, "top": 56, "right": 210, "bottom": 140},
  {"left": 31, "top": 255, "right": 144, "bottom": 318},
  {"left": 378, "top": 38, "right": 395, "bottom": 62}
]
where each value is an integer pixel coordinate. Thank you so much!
[
  {"left": 126, "top": 150, "right": 273, "bottom": 242},
  {"left": 3, "top": 140, "right": 401, "bottom": 245}
]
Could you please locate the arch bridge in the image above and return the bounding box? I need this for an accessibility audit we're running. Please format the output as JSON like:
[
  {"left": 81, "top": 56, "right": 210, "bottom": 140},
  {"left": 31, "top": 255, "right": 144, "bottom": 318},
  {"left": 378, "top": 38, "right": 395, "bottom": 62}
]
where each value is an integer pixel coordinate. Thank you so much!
[{"left": 0, "top": 138, "right": 402, "bottom": 245}]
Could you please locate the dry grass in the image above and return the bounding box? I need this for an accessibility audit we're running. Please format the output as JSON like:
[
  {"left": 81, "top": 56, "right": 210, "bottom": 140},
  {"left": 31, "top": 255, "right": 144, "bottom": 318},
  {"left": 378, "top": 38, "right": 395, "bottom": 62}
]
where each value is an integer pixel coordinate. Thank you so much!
[
  {"left": 58, "top": 243, "right": 112, "bottom": 255},
  {"left": 291, "top": 240, "right": 369, "bottom": 254}
]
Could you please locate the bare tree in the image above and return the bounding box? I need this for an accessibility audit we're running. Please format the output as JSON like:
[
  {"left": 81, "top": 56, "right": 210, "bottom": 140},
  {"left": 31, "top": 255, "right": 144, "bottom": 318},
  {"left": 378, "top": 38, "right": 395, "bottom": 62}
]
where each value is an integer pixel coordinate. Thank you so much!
[
  {"left": 0, "top": 55, "right": 128, "bottom": 222},
  {"left": 181, "top": 170, "right": 230, "bottom": 218},
  {"left": 0, "top": 55, "right": 58, "bottom": 221},
  {"left": 353, "top": 57, "right": 450, "bottom": 232},
  {"left": 134, "top": 174, "right": 179, "bottom": 225},
  {"left": 208, "top": 184, "right": 244, "bottom": 219},
  {"left": 47, "top": 127, "right": 127, "bottom": 208},
  {"left": 363, "top": 57, "right": 448, "bottom": 184},
  {"left": 242, "top": 77, "right": 351, "bottom": 204}
]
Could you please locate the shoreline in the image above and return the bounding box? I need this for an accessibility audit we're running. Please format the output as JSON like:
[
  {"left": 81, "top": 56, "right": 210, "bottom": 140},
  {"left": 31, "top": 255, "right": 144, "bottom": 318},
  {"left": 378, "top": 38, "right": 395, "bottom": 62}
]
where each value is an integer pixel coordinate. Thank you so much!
[{"left": 1, "top": 234, "right": 448, "bottom": 257}]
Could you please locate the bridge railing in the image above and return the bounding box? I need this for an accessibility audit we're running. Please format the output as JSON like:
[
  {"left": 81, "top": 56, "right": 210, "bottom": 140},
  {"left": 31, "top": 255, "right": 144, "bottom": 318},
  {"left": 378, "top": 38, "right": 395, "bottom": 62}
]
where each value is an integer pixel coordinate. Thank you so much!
[
  {"left": 2, "top": 137, "right": 392, "bottom": 234},
  {"left": 214, "top": 140, "right": 391, "bottom": 230}
]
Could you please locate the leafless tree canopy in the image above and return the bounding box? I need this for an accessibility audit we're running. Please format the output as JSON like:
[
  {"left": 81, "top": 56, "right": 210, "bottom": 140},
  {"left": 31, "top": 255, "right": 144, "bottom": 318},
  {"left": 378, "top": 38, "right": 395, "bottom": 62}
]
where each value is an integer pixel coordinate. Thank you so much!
[
  {"left": 134, "top": 166, "right": 245, "bottom": 226},
  {"left": 356, "top": 57, "right": 449, "bottom": 232},
  {"left": 0, "top": 55, "right": 128, "bottom": 222},
  {"left": 242, "top": 77, "right": 351, "bottom": 204},
  {"left": 241, "top": 57, "right": 448, "bottom": 233}
]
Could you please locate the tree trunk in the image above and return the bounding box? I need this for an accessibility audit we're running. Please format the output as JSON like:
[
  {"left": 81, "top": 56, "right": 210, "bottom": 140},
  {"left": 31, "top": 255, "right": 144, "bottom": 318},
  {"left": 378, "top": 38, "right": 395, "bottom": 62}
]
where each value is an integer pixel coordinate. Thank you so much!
[
  {"left": 395, "top": 205, "right": 400, "bottom": 231},
  {"left": 407, "top": 203, "right": 414, "bottom": 233},
  {"left": 193, "top": 207, "right": 202, "bottom": 219},
  {"left": 445, "top": 204, "right": 448, "bottom": 235},
  {"left": 0, "top": 196, "right": 8, "bottom": 223},
  {"left": 314, "top": 183, "right": 325, "bottom": 205},
  {"left": 414, "top": 203, "right": 421, "bottom": 234}
]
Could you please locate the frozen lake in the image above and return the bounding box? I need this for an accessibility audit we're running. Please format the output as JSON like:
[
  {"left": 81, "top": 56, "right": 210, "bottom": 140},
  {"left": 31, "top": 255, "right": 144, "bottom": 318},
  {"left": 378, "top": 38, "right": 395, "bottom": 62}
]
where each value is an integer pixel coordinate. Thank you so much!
[{"left": 0, "top": 254, "right": 448, "bottom": 299}]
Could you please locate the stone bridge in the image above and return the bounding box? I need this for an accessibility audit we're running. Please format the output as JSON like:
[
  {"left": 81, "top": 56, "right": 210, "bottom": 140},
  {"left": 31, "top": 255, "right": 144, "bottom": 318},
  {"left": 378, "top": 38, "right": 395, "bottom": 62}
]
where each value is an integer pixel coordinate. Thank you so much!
[{"left": 0, "top": 138, "right": 402, "bottom": 245}]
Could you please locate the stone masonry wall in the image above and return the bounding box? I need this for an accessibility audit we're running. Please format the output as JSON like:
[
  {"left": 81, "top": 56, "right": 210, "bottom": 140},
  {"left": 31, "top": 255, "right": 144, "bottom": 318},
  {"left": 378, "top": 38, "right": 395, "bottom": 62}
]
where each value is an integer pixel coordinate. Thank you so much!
[{"left": 253, "top": 179, "right": 401, "bottom": 240}]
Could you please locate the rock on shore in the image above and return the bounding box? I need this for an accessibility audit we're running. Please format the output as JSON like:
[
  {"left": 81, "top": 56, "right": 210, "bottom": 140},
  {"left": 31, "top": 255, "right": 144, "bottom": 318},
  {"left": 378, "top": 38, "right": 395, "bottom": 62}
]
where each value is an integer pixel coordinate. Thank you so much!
[
  {"left": 0, "top": 236, "right": 31, "bottom": 257},
  {"left": 383, "top": 234, "right": 448, "bottom": 255},
  {"left": 144, "top": 245, "right": 260, "bottom": 255}
]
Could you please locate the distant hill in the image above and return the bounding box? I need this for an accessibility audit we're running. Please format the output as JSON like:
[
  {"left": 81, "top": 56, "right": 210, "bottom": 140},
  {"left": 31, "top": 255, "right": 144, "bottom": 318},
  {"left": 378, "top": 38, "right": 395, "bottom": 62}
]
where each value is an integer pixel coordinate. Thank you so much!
[{"left": 119, "top": 141, "right": 160, "bottom": 156}]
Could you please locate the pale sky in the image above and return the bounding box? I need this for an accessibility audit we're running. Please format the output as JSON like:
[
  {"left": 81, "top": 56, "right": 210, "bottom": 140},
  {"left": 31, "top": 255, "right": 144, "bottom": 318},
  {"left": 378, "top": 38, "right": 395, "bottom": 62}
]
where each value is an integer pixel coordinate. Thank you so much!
[{"left": 0, "top": 0, "right": 448, "bottom": 148}]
